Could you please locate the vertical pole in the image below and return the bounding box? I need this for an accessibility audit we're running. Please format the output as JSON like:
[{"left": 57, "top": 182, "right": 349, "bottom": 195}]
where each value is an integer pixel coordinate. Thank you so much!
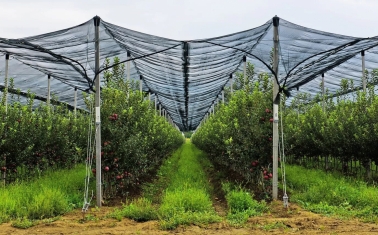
[
  {"left": 127, "top": 51, "right": 131, "bottom": 98},
  {"left": 322, "top": 73, "right": 325, "bottom": 112},
  {"left": 127, "top": 51, "right": 131, "bottom": 81},
  {"left": 159, "top": 104, "right": 162, "bottom": 116},
  {"left": 222, "top": 90, "right": 225, "bottom": 104},
  {"left": 362, "top": 50, "right": 366, "bottom": 92},
  {"left": 139, "top": 75, "right": 143, "bottom": 95},
  {"left": 148, "top": 91, "right": 151, "bottom": 103},
  {"left": 3, "top": 54, "right": 9, "bottom": 186},
  {"left": 272, "top": 16, "right": 280, "bottom": 200},
  {"left": 47, "top": 75, "right": 51, "bottom": 105},
  {"left": 230, "top": 74, "right": 233, "bottom": 95},
  {"left": 155, "top": 95, "right": 157, "bottom": 112},
  {"left": 243, "top": 55, "right": 247, "bottom": 86},
  {"left": 4, "top": 54, "right": 9, "bottom": 113},
  {"left": 94, "top": 16, "right": 102, "bottom": 207},
  {"left": 74, "top": 87, "right": 77, "bottom": 116}
]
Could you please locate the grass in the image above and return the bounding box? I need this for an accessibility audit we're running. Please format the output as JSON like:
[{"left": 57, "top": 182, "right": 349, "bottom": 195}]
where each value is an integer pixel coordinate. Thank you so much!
[
  {"left": 158, "top": 141, "right": 221, "bottom": 229},
  {"left": 285, "top": 164, "right": 378, "bottom": 222},
  {"left": 0, "top": 164, "right": 88, "bottom": 224},
  {"left": 222, "top": 182, "right": 268, "bottom": 227},
  {"left": 115, "top": 141, "right": 221, "bottom": 229}
]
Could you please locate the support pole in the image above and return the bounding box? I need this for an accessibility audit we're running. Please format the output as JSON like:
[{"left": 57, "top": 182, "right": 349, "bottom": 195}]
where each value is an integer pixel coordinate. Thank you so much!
[
  {"left": 4, "top": 54, "right": 9, "bottom": 113},
  {"left": 139, "top": 75, "right": 143, "bottom": 95},
  {"left": 127, "top": 51, "right": 131, "bottom": 82},
  {"left": 74, "top": 87, "right": 77, "bottom": 116},
  {"left": 362, "top": 50, "right": 366, "bottom": 92},
  {"left": 94, "top": 16, "right": 102, "bottom": 207},
  {"left": 3, "top": 54, "right": 9, "bottom": 186},
  {"left": 47, "top": 75, "right": 51, "bottom": 105},
  {"left": 222, "top": 90, "right": 225, "bottom": 104},
  {"left": 230, "top": 74, "right": 233, "bottom": 95},
  {"left": 155, "top": 95, "right": 157, "bottom": 112},
  {"left": 243, "top": 55, "right": 247, "bottom": 86},
  {"left": 159, "top": 104, "right": 162, "bottom": 116},
  {"left": 322, "top": 73, "right": 325, "bottom": 112},
  {"left": 272, "top": 16, "right": 280, "bottom": 200}
]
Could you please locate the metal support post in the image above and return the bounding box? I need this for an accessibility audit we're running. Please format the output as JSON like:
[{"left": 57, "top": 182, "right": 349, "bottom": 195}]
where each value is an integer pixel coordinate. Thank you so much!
[
  {"left": 243, "top": 55, "right": 247, "bottom": 86},
  {"left": 74, "top": 87, "right": 77, "bottom": 116},
  {"left": 47, "top": 75, "right": 51, "bottom": 105},
  {"left": 4, "top": 54, "right": 9, "bottom": 113},
  {"left": 322, "top": 73, "right": 325, "bottom": 112},
  {"left": 94, "top": 16, "right": 102, "bottom": 207},
  {"left": 230, "top": 74, "right": 233, "bottom": 95},
  {"left": 127, "top": 51, "right": 131, "bottom": 81},
  {"left": 272, "top": 16, "right": 280, "bottom": 200},
  {"left": 362, "top": 50, "right": 366, "bottom": 92}
]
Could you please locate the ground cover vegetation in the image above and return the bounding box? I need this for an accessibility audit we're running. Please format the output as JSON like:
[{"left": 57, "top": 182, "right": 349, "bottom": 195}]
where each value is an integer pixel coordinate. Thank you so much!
[
  {"left": 111, "top": 141, "right": 268, "bottom": 229},
  {"left": 285, "top": 164, "right": 378, "bottom": 222},
  {"left": 0, "top": 165, "right": 86, "bottom": 226}
]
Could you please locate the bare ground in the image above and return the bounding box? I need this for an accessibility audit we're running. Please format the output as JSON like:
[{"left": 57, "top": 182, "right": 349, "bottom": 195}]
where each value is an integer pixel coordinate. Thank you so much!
[{"left": 1, "top": 201, "right": 378, "bottom": 235}]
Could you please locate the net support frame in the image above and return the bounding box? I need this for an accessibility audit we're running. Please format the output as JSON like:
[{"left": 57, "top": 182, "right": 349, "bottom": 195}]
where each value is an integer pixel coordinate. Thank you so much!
[
  {"left": 272, "top": 16, "right": 280, "bottom": 200},
  {"left": 4, "top": 54, "right": 9, "bottom": 113},
  {"left": 74, "top": 87, "right": 77, "bottom": 116},
  {"left": 243, "top": 55, "right": 247, "bottom": 86},
  {"left": 322, "top": 73, "right": 325, "bottom": 112},
  {"left": 94, "top": 15, "right": 102, "bottom": 207},
  {"left": 362, "top": 50, "right": 366, "bottom": 92},
  {"left": 47, "top": 75, "right": 51, "bottom": 105},
  {"left": 230, "top": 74, "right": 233, "bottom": 95}
]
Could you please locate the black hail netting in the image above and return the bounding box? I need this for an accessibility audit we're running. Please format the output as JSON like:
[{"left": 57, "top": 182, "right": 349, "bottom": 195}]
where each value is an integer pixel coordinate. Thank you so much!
[{"left": 1, "top": 16, "right": 378, "bottom": 130}]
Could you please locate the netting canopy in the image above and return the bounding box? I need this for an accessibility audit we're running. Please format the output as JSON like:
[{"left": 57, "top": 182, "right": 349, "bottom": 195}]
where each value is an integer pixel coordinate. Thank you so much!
[{"left": 1, "top": 16, "right": 378, "bottom": 130}]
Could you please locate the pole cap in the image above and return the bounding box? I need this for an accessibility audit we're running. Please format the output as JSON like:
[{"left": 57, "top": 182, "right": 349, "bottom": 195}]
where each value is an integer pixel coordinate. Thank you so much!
[{"left": 273, "top": 16, "right": 280, "bottom": 27}]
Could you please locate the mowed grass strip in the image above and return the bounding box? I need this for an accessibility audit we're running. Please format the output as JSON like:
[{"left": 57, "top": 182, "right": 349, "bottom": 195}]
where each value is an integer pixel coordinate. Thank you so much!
[
  {"left": 285, "top": 165, "right": 378, "bottom": 222},
  {"left": 0, "top": 165, "right": 87, "bottom": 225},
  {"left": 158, "top": 141, "right": 221, "bottom": 229}
]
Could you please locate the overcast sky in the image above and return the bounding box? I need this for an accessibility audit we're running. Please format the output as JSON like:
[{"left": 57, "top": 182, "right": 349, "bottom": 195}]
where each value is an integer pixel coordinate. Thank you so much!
[{"left": 1, "top": 0, "right": 377, "bottom": 40}]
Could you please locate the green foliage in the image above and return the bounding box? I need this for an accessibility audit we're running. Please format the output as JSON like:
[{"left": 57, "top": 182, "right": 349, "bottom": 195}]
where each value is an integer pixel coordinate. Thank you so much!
[
  {"left": 89, "top": 57, "right": 184, "bottom": 198},
  {"left": 0, "top": 98, "right": 88, "bottom": 182},
  {"left": 0, "top": 165, "right": 87, "bottom": 224},
  {"left": 11, "top": 218, "right": 35, "bottom": 229},
  {"left": 222, "top": 182, "right": 267, "bottom": 226},
  {"left": 192, "top": 73, "right": 273, "bottom": 192},
  {"left": 285, "top": 78, "right": 378, "bottom": 179},
  {"left": 111, "top": 198, "right": 158, "bottom": 222}
]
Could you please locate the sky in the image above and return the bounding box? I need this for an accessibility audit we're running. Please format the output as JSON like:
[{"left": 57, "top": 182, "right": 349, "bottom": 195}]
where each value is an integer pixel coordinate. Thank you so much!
[{"left": 1, "top": 0, "right": 378, "bottom": 40}]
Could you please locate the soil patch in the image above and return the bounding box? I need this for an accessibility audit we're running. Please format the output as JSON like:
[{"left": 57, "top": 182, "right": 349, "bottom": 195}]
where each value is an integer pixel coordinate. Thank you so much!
[{"left": 1, "top": 201, "right": 378, "bottom": 235}]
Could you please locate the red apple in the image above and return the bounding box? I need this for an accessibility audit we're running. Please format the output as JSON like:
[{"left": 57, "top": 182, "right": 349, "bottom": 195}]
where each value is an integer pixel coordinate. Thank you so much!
[
  {"left": 269, "top": 118, "right": 274, "bottom": 123},
  {"left": 92, "top": 168, "right": 96, "bottom": 174},
  {"left": 265, "top": 108, "right": 271, "bottom": 113},
  {"left": 268, "top": 173, "right": 273, "bottom": 178},
  {"left": 264, "top": 175, "right": 269, "bottom": 180},
  {"left": 104, "top": 166, "right": 110, "bottom": 172}
]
